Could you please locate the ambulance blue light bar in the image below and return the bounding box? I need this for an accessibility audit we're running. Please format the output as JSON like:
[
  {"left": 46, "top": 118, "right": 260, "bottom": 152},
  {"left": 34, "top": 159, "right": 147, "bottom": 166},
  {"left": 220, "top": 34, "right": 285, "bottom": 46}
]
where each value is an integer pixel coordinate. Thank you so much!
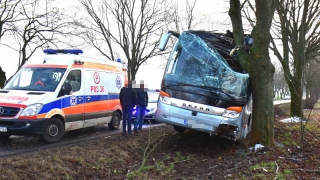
[{"left": 43, "top": 49, "right": 83, "bottom": 55}]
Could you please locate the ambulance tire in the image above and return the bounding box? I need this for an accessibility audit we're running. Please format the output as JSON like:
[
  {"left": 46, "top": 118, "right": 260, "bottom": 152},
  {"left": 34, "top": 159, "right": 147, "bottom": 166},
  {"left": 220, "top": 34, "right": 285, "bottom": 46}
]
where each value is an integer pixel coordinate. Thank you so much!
[
  {"left": 108, "top": 111, "right": 121, "bottom": 130},
  {"left": 41, "top": 118, "right": 65, "bottom": 143}
]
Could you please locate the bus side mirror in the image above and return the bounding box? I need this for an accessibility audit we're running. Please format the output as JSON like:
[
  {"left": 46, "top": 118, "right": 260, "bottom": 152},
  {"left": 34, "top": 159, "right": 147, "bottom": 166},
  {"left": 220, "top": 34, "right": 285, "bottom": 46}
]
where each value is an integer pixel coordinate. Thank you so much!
[{"left": 158, "top": 33, "right": 171, "bottom": 51}]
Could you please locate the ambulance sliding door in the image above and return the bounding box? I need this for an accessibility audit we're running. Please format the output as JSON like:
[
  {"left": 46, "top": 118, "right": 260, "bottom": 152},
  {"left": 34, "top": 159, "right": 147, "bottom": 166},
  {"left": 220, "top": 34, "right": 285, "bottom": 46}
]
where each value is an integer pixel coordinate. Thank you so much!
[
  {"left": 106, "top": 72, "right": 125, "bottom": 110},
  {"left": 83, "top": 69, "right": 109, "bottom": 126}
]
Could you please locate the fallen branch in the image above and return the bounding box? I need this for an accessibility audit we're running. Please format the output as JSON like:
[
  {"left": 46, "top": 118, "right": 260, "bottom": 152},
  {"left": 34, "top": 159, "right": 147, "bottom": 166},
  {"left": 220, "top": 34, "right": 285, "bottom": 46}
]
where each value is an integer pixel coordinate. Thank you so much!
[
  {"left": 225, "top": 162, "right": 242, "bottom": 172},
  {"left": 291, "top": 169, "right": 320, "bottom": 173},
  {"left": 170, "top": 157, "right": 191, "bottom": 164},
  {"left": 273, "top": 161, "right": 279, "bottom": 180}
]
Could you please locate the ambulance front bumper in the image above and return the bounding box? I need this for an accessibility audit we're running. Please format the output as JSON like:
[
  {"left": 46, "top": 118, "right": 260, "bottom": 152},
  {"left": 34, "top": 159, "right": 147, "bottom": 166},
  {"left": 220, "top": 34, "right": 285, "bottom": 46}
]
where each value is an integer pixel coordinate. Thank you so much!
[{"left": 0, "top": 118, "right": 48, "bottom": 136}]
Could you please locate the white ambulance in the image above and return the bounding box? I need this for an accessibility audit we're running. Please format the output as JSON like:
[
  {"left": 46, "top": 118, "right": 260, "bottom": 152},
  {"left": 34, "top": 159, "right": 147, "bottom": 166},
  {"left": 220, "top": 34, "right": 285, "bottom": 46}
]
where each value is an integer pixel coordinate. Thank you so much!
[{"left": 0, "top": 49, "right": 127, "bottom": 143}]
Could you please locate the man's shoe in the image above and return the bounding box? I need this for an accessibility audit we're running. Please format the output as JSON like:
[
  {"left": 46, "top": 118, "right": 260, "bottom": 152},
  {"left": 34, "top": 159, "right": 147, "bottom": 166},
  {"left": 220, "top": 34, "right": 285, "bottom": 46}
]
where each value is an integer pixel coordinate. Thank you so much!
[
  {"left": 134, "top": 129, "right": 138, "bottom": 133},
  {"left": 138, "top": 129, "right": 143, "bottom": 132},
  {"left": 122, "top": 132, "right": 127, "bottom": 136},
  {"left": 128, "top": 132, "right": 134, "bottom": 135}
]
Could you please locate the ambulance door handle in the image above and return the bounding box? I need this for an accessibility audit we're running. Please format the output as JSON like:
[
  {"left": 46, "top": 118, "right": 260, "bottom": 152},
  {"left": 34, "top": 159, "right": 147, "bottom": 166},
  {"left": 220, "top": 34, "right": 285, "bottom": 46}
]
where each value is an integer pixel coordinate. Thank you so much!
[{"left": 86, "top": 96, "right": 91, "bottom": 100}]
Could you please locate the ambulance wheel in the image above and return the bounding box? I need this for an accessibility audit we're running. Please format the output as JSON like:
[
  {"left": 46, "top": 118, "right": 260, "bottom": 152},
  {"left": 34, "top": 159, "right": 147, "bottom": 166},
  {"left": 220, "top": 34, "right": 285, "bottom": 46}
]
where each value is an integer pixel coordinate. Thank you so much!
[
  {"left": 108, "top": 111, "right": 121, "bottom": 130},
  {"left": 173, "top": 125, "right": 186, "bottom": 133},
  {"left": 41, "top": 118, "right": 64, "bottom": 143}
]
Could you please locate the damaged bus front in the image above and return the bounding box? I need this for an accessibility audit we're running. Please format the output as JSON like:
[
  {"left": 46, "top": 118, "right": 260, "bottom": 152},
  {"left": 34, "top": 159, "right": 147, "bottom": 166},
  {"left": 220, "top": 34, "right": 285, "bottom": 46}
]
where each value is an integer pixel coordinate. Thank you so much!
[{"left": 155, "top": 30, "right": 252, "bottom": 141}]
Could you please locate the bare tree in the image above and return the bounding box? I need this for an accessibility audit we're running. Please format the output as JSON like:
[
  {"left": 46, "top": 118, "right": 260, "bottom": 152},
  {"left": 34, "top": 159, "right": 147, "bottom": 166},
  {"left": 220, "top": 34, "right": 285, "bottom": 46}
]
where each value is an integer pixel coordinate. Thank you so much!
[
  {"left": 229, "top": 0, "right": 277, "bottom": 146},
  {"left": 0, "top": 0, "right": 20, "bottom": 40},
  {"left": 9, "top": 0, "right": 72, "bottom": 69},
  {"left": 273, "top": 66, "right": 288, "bottom": 99},
  {"left": 78, "top": 0, "right": 170, "bottom": 80},
  {"left": 270, "top": 0, "right": 320, "bottom": 118},
  {"left": 166, "top": 0, "right": 213, "bottom": 32},
  {"left": 0, "top": 0, "right": 21, "bottom": 86},
  {"left": 303, "top": 57, "right": 320, "bottom": 109}
]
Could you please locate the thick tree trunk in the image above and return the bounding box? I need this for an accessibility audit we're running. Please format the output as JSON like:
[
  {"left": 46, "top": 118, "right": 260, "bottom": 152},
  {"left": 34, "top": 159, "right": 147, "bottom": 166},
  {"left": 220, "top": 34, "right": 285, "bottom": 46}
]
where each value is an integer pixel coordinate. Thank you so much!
[
  {"left": 229, "top": 0, "right": 276, "bottom": 147},
  {"left": 249, "top": 27, "right": 275, "bottom": 146},
  {"left": 289, "top": 79, "right": 303, "bottom": 117}
]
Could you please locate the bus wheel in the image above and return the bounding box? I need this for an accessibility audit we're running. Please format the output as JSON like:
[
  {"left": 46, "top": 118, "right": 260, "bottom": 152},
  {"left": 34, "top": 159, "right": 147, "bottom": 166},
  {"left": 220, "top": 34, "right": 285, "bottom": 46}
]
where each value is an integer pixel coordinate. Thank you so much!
[
  {"left": 173, "top": 125, "right": 186, "bottom": 133},
  {"left": 108, "top": 111, "right": 121, "bottom": 130},
  {"left": 41, "top": 118, "right": 64, "bottom": 143}
]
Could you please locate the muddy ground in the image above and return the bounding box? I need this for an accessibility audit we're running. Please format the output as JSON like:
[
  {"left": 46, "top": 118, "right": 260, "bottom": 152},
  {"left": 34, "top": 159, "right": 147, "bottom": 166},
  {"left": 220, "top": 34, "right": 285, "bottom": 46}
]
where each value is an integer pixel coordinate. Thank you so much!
[{"left": 0, "top": 103, "right": 320, "bottom": 179}]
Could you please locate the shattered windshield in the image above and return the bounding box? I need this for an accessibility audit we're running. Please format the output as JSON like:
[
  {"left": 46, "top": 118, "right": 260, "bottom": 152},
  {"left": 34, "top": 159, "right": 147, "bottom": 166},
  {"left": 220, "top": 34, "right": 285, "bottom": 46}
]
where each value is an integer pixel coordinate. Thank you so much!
[{"left": 164, "top": 31, "right": 249, "bottom": 101}]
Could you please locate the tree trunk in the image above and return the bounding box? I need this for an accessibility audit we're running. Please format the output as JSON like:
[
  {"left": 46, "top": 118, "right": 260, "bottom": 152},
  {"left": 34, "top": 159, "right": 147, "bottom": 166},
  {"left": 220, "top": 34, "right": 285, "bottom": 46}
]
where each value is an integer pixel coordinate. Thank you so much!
[
  {"left": 229, "top": 0, "right": 276, "bottom": 147},
  {"left": 0, "top": 66, "right": 6, "bottom": 88},
  {"left": 130, "top": 71, "right": 136, "bottom": 81},
  {"left": 306, "top": 86, "right": 310, "bottom": 99},
  {"left": 249, "top": 27, "right": 275, "bottom": 146},
  {"left": 289, "top": 79, "right": 303, "bottom": 117}
]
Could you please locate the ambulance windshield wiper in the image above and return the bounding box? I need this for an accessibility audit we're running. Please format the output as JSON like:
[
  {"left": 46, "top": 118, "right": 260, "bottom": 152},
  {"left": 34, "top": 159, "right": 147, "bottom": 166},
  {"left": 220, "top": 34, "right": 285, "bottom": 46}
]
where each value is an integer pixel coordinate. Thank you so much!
[{"left": 14, "top": 86, "right": 44, "bottom": 91}]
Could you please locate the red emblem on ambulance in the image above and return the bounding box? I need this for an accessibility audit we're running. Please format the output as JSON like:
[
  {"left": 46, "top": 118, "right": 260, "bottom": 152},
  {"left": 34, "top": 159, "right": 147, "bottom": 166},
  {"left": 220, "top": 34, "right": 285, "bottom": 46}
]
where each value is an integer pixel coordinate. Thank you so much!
[{"left": 93, "top": 72, "right": 100, "bottom": 84}]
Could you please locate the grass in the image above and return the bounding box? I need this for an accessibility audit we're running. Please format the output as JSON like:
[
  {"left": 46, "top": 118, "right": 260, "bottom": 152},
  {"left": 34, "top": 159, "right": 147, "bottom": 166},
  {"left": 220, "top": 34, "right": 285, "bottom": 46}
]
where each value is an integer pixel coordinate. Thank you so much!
[{"left": 0, "top": 103, "right": 319, "bottom": 179}]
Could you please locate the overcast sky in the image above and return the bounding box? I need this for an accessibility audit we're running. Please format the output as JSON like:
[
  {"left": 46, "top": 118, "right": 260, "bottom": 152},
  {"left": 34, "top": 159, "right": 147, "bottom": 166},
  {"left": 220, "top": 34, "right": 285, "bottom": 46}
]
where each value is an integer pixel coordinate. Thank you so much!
[
  {"left": 0, "top": 0, "right": 229, "bottom": 89},
  {"left": 132, "top": 0, "right": 230, "bottom": 89}
]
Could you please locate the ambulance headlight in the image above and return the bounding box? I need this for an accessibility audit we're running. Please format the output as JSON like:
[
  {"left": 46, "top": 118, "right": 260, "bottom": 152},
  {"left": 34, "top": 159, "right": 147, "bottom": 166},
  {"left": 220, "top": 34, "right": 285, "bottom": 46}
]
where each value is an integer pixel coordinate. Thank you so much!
[{"left": 20, "top": 103, "right": 43, "bottom": 116}]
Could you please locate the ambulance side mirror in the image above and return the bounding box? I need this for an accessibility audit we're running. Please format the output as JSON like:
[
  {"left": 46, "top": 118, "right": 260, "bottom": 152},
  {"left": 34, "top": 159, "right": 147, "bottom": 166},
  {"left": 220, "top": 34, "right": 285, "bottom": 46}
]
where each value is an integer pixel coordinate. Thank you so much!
[
  {"left": 58, "top": 82, "right": 72, "bottom": 97},
  {"left": 58, "top": 87, "right": 66, "bottom": 97}
]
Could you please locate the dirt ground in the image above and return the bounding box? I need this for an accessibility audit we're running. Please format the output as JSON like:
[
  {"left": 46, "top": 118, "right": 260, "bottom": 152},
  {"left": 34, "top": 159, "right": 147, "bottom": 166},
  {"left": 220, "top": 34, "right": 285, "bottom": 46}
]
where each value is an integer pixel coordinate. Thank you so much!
[{"left": 0, "top": 103, "right": 320, "bottom": 179}]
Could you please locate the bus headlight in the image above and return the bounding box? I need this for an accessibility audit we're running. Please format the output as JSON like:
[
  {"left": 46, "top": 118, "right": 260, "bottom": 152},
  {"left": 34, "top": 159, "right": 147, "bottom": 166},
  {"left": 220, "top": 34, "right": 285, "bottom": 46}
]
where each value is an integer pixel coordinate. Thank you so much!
[
  {"left": 222, "top": 110, "right": 240, "bottom": 118},
  {"left": 222, "top": 107, "right": 243, "bottom": 118},
  {"left": 160, "top": 96, "right": 171, "bottom": 105},
  {"left": 159, "top": 90, "right": 171, "bottom": 105}
]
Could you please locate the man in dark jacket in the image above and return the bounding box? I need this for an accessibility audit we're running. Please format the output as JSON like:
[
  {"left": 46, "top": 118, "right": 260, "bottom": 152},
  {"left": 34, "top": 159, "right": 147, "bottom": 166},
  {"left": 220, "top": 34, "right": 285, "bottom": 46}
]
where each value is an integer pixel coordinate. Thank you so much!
[
  {"left": 133, "top": 81, "right": 148, "bottom": 132},
  {"left": 120, "top": 81, "right": 136, "bottom": 135}
]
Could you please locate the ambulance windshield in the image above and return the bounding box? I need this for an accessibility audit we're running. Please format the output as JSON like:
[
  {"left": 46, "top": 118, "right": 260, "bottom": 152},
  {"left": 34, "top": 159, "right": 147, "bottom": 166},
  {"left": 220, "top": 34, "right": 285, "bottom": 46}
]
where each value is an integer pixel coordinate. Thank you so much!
[{"left": 4, "top": 67, "right": 66, "bottom": 92}]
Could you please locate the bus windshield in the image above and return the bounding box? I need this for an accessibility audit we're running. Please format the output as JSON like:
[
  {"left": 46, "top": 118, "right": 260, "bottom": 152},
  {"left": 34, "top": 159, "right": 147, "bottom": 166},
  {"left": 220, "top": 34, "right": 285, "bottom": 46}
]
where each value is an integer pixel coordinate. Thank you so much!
[
  {"left": 4, "top": 67, "right": 66, "bottom": 92},
  {"left": 164, "top": 32, "right": 249, "bottom": 100}
]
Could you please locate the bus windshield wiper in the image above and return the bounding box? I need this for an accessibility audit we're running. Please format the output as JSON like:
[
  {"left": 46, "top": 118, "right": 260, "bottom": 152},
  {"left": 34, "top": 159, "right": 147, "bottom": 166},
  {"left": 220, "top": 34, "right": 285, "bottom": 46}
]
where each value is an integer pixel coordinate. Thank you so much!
[{"left": 166, "top": 83, "right": 237, "bottom": 101}]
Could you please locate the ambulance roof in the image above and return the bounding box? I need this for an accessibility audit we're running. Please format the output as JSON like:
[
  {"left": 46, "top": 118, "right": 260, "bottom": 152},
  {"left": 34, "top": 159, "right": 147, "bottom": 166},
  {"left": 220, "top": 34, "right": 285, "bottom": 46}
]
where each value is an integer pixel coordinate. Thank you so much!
[{"left": 24, "top": 49, "right": 125, "bottom": 68}]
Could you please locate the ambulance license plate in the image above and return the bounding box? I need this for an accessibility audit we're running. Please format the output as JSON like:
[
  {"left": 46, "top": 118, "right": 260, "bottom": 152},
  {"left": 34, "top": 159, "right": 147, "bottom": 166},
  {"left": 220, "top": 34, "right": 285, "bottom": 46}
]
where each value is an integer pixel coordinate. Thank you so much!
[{"left": 0, "top": 127, "right": 7, "bottom": 132}]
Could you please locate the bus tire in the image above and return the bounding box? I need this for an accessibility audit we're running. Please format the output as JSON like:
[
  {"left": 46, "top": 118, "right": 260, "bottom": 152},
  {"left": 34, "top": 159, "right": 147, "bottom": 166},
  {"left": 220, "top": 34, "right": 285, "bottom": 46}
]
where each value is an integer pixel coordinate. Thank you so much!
[
  {"left": 0, "top": 135, "right": 10, "bottom": 139},
  {"left": 108, "top": 111, "right": 121, "bottom": 130},
  {"left": 41, "top": 118, "right": 64, "bottom": 143},
  {"left": 173, "top": 125, "right": 186, "bottom": 133}
]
